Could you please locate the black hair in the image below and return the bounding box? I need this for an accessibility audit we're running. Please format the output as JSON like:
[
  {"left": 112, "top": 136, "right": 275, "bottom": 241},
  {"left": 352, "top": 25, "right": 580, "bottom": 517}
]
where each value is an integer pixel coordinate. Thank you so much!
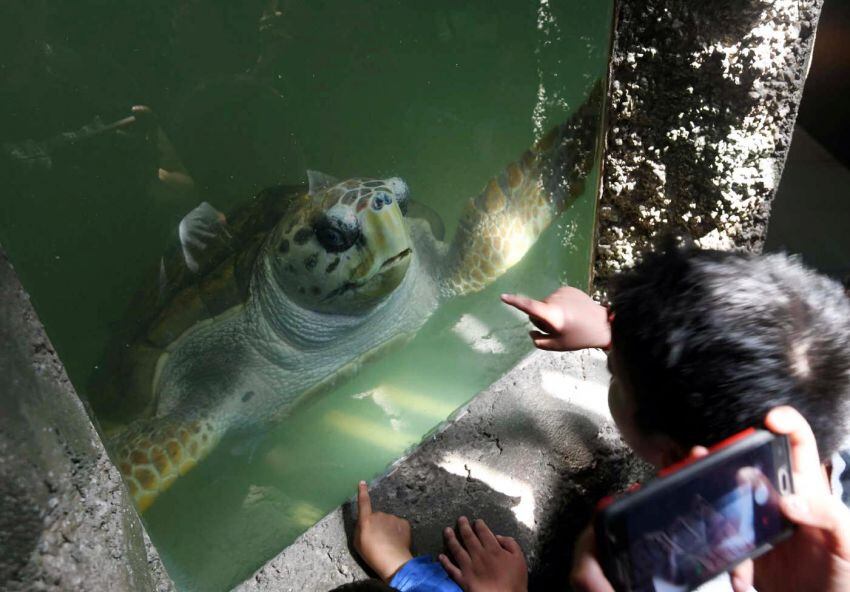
[
  {"left": 610, "top": 244, "right": 850, "bottom": 456},
  {"left": 328, "top": 580, "right": 396, "bottom": 592}
]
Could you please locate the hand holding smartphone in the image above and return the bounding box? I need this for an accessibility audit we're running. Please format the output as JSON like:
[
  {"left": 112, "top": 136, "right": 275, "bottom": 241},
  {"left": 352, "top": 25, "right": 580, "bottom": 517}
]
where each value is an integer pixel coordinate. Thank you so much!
[{"left": 595, "top": 429, "right": 795, "bottom": 592}]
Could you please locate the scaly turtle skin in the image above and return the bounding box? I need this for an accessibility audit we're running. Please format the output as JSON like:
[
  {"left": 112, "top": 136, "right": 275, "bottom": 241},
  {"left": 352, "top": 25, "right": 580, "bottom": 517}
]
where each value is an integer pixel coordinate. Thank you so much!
[{"left": 94, "top": 81, "right": 604, "bottom": 511}]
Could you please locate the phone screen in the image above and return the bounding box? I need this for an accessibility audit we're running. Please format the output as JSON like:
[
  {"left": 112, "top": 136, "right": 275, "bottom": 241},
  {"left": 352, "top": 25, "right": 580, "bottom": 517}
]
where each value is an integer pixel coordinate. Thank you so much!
[{"left": 604, "top": 433, "right": 793, "bottom": 591}]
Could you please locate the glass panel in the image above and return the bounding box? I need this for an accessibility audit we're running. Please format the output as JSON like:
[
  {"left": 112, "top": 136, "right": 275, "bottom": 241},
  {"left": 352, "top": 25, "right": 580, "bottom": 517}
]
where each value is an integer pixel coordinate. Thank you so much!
[{"left": 0, "top": 1, "right": 613, "bottom": 589}]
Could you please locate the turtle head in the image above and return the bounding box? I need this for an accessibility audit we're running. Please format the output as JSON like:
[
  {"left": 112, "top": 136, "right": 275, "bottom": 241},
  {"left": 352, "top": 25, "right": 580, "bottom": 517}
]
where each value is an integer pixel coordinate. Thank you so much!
[{"left": 269, "top": 171, "right": 413, "bottom": 314}]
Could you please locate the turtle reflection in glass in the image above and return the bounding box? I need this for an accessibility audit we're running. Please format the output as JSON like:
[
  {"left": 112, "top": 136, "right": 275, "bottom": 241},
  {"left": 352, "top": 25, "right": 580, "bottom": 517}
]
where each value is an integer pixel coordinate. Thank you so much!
[{"left": 92, "top": 83, "right": 604, "bottom": 511}]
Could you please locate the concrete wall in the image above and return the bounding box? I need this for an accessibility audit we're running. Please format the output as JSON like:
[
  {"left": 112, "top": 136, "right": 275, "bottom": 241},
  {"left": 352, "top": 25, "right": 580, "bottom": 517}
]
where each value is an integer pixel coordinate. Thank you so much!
[{"left": 0, "top": 250, "right": 173, "bottom": 592}]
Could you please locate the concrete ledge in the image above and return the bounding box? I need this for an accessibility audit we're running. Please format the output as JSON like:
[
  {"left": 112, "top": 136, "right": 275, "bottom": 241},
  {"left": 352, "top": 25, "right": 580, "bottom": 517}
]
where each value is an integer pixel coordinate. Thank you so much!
[
  {"left": 238, "top": 349, "right": 649, "bottom": 591},
  {"left": 0, "top": 250, "right": 173, "bottom": 592}
]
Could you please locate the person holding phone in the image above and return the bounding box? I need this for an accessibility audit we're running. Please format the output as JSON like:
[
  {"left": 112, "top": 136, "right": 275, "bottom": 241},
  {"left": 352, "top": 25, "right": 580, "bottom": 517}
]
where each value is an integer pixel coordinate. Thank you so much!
[{"left": 502, "top": 244, "right": 850, "bottom": 591}]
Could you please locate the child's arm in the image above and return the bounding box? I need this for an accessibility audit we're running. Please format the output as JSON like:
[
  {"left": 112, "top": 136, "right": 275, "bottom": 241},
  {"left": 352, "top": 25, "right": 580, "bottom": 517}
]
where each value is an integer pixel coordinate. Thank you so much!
[
  {"left": 354, "top": 481, "right": 414, "bottom": 582},
  {"left": 353, "top": 482, "right": 462, "bottom": 592},
  {"left": 389, "top": 556, "right": 463, "bottom": 592},
  {"left": 501, "top": 287, "right": 611, "bottom": 351}
]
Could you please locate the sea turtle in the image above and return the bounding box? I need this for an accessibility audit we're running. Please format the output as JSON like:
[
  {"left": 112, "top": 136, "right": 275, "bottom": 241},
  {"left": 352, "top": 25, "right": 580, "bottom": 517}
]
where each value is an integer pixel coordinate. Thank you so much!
[{"left": 93, "top": 83, "right": 604, "bottom": 512}]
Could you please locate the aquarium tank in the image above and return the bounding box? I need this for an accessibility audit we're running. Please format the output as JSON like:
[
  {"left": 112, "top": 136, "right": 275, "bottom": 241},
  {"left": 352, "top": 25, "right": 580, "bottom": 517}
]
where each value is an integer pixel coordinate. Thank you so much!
[{"left": 0, "top": 1, "right": 613, "bottom": 589}]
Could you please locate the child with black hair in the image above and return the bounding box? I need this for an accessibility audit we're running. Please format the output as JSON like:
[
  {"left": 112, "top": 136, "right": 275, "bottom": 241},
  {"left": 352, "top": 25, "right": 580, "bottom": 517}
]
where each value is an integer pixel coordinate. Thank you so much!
[{"left": 503, "top": 245, "right": 850, "bottom": 591}]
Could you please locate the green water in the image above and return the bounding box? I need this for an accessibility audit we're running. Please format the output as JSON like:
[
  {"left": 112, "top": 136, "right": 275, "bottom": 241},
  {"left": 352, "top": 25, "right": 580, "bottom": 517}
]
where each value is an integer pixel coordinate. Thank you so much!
[{"left": 0, "top": 1, "right": 612, "bottom": 589}]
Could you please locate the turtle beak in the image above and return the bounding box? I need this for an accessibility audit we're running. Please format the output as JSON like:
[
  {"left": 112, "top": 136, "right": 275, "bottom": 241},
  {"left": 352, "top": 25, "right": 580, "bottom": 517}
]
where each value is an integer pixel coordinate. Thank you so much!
[
  {"left": 350, "top": 197, "right": 412, "bottom": 294},
  {"left": 380, "top": 248, "right": 412, "bottom": 270}
]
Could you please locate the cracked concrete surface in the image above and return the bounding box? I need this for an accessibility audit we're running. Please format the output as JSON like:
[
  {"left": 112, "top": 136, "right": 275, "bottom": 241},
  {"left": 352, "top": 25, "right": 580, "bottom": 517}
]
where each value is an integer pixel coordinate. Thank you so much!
[{"left": 237, "top": 349, "right": 649, "bottom": 591}]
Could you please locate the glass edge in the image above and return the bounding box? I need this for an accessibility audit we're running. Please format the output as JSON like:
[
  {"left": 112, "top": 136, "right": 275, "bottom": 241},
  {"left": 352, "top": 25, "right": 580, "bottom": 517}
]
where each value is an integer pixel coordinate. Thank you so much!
[{"left": 588, "top": 0, "right": 621, "bottom": 293}]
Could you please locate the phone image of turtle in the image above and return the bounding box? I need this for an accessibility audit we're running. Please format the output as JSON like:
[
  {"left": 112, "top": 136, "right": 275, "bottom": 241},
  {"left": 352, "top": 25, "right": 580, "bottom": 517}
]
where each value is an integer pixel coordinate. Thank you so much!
[{"left": 595, "top": 429, "right": 795, "bottom": 592}]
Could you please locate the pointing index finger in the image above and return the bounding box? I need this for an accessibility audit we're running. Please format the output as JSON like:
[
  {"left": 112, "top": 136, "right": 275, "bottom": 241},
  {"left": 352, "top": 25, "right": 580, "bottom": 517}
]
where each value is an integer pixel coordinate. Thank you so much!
[
  {"left": 357, "top": 480, "right": 373, "bottom": 517},
  {"left": 501, "top": 294, "right": 549, "bottom": 319}
]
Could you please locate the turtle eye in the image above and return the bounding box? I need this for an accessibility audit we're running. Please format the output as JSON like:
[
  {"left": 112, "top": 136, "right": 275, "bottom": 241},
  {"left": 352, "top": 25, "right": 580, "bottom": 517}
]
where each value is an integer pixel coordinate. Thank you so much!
[{"left": 313, "top": 215, "right": 360, "bottom": 253}]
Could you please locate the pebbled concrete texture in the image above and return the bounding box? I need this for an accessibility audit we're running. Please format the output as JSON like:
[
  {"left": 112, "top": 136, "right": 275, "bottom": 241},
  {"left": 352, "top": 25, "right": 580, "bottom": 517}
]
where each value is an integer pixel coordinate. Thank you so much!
[
  {"left": 0, "top": 249, "right": 173, "bottom": 592},
  {"left": 237, "top": 349, "right": 650, "bottom": 591},
  {"left": 595, "top": 0, "right": 823, "bottom": 293}
]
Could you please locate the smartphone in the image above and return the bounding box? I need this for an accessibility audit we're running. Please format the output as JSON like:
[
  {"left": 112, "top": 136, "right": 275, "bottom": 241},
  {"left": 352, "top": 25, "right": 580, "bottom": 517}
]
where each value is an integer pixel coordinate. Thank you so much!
[{"left": 595, "top": 429, "right": 795, "bottom": 592}]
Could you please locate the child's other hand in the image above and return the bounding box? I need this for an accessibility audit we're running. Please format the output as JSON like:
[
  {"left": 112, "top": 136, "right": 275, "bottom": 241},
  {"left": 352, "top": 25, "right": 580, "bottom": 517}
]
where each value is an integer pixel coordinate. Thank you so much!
[
  {"left": 353, "top": 481, "right": 414, "bottom": 582},
  {"left": 439, "top": 516, "right": 528, "bottom": 592},
  {"left": 501, "top": 287, "right": 610, "bottom": 351}
]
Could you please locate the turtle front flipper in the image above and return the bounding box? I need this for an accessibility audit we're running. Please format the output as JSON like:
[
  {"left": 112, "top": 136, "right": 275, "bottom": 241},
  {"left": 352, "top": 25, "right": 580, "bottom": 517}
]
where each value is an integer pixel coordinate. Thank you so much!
[
  {"left": 442, "top": 80, "right": 605, "bottom": 296},
  {"left": 110, "top": 413, "right": 225, "bottom": 512}
]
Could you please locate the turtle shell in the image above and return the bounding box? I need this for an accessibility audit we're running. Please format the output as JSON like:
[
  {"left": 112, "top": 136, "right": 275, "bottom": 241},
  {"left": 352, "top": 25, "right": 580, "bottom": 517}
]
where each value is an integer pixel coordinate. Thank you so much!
[{"left": 90, "top": 184, "right": 306, "bottom": 424}]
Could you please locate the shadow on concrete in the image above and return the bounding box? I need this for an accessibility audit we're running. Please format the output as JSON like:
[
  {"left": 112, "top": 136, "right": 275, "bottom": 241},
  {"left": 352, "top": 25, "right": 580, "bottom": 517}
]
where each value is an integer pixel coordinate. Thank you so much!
[{"left": 337, "top": 396, "right": 649, "bottom": 590}]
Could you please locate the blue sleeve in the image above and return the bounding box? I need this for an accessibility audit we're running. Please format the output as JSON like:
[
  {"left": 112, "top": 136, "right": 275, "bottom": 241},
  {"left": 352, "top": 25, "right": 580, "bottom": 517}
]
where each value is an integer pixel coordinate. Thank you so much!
[{"left": 389, "top": 555, "right": 463, "bottom": 592}]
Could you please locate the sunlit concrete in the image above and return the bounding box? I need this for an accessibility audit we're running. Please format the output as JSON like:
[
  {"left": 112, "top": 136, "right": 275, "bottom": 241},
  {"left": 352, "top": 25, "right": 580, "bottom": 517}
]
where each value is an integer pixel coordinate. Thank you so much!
[
  {"left": 539, "top": 368, "right": 611, "bottom": 420},
  {"left": 437, "top": 453, "right": 537, "bottom": 529}
]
